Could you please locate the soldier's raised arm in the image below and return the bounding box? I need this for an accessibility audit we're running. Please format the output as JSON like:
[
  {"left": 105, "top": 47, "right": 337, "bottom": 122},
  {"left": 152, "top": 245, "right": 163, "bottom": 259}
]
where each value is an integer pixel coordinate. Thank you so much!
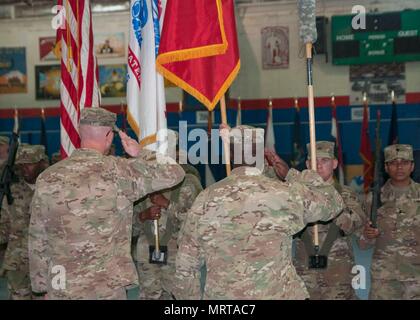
[
  {"left": 114, "top": 131, "right": 185, "bottom": 202},
  {"left": 285, "top": 168, "right": 344, "bottom": 235}
]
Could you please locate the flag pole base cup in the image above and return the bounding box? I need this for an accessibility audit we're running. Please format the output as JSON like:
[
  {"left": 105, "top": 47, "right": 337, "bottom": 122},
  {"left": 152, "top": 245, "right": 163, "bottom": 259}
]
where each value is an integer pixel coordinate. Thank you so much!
[
  {"left": 308, "top": 254, "right": 328, "bottom": 269},
  {"left": 149, "top": 245, "right": 168, "bottom": 265}
]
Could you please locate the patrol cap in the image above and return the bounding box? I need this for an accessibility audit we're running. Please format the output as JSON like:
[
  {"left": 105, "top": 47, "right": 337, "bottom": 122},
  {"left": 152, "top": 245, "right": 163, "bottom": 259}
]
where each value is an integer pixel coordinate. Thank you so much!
[
  {"left": 15, "top": 144, "right": 48, "bottom": 165},
  {"left": 307, "top": 141, "right": 336, "bottom": 160},
  {"left": 229, "top": 125, "right": 265, "bottom": 144},
  {"left": 79, "top": 107, "right": 117, "bottom": 128},
  {"left": 384, "top": 144, "right": 413, "bottom": 162},
  {"left": 0, "top": 136, "right": 9, "bottom": 145}
]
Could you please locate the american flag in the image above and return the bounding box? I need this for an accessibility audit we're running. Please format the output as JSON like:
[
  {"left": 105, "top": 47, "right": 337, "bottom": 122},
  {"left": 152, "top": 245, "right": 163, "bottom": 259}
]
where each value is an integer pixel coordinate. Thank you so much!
[
  {"left": 57, "top": 0, "right": 100, "bottom": 158},
  {"left": 265, "top": 99, "right": 276, "bottom": 150}
]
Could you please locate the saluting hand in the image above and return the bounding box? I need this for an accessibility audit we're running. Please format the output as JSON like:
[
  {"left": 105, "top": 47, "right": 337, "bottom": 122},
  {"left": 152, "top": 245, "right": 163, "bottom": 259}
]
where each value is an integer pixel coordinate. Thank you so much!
[
  {"left": 264, "top": 148, "right": 289, "bottom": 180},
  {"left": 119, "top": 131, "right": 141, "bottom": 157}
]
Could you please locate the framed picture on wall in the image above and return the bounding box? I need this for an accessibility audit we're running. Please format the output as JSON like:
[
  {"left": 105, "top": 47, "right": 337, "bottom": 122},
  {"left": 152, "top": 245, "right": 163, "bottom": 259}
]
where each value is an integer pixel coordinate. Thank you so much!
[
  {"left": 0, "top": 47, "right": 27, "bottom": 94},
  {"left": 95, "top": 33, "right": 125, "bottom": 59},
  {"left": 99, "top": 64, "right": 127, "bottom": 98},
  {"left": 261, "top": 26, "right": 289, "bottom": 69},
  {"left": 35, "top": 65, "right": 61, "bottom": 100},
  {"left": 39, "top": 37, "right": 60, "bottom": 61}
]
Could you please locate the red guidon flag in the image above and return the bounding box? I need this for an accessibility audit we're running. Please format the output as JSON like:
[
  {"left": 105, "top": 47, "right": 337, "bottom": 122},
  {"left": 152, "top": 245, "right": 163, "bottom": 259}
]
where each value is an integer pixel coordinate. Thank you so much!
[
  {"left": 359, "top": 100, "right": 373, "bottom": 193},
  {"left": 156, "top": 0, "right": 240, "bottom": 111}
]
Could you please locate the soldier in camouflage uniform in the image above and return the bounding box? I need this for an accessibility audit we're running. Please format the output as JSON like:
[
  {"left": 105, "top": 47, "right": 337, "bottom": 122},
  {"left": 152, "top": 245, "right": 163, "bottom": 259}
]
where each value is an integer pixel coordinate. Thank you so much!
[
  {"left": 361, "top": 144, "right": 420, "bottom": 299},
  {"left": 28, "top": 107, "right": 185, "bottom": 300},
  {"left": 0, "top": 136, "right": 9, "bottom": 172},
  {"left": 135, "top": 161, "right": 203, "bottom": 300},
  {"left": 292, "top": 141, "right": 365, "bottom": 300},
  {"left": 132, "top": 133, "right": 203, "bottom": 300},
  {"left": 0, "top": 136, "right": 10, "bottom": 283},
  {"left": 173, "top": 125, "right": 344, "bottom": 299},
  {"left": 0, "top": 144, "right": 48, "bottom": 299}
]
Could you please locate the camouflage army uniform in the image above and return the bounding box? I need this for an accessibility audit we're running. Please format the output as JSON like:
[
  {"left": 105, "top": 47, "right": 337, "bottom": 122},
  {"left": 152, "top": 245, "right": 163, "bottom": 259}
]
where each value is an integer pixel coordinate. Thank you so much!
[
  {"left": 136, "top": 164, "right": 203, "bottom": 300},
  {"left": 173, "top": 166, "right": 344, "bottom": 300},
  {"left": 293, "top": 141, "right": 365, "bottom": 300},
  {"left": 0, "top": 144, "right": 48, "bottom": 300},
  {"left": 361, "top": 145, "right": 420, "bottom": 300},
  {"left": 362, "top": 179, "right": 420, "bottom": 299},
  {"left": 28, "top": 108, "right": 185, "bottom": 300},
  {"left": 294, "top": 181, "right": 365, "bottom": 300},
  {"left": 0, "top": 181, "right": 34, "bottom": 299},
  {"left": 0, "top": 136, "right": 9, "bottom": 282}
]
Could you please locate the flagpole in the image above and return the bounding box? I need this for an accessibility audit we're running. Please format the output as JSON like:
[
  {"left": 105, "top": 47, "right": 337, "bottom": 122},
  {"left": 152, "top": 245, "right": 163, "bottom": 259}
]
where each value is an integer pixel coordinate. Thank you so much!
[
  {"left": 220, "top": 95, "right": 231, "bottom": 176},
  {"left": 236, "top": 96, "right": 241, "bottom": 126},
  {"left": 13, "top": 108, "right": 19, "bottom": 135},
  {"left": 298, "top": 0, "right": 321, "bottom": 262},
  {"left": 179, "top": 99, "right": 183, "bottom": 113},
  {"left": 389, "top": 90, "right": 397, "bottom": 145},
  {"left": 207, "top": 110, "right": 213, "bottom": 136},
  {"left": 40, "top": 107, "right": 49, "bottom": 155},
  {"left": 265, "top": 97, "right": 275, "bottom": 150},
  {"left": 361, "top": 92, "right": 373, "bottom": 194},
  {"left": 305, "top": 42, "right": 320, "bottom": 249}
]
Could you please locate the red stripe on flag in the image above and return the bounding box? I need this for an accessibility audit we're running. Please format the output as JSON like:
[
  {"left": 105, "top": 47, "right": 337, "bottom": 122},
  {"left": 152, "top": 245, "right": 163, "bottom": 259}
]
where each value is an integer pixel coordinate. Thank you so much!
[
  {"left": 68, "top": 0, "right": 78, "bottom": 19},
  {"left": 60, "top": 101, "right": 80, "bottom": 148},
  {"left": 61, "top": 61, "right": 79, "bottom": 109},
  {"left": 128, "top": 46, "right": 142, "bottom": 89},
  {"left": 60, "top": 145, "right": 68, "bottom": 159}
]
